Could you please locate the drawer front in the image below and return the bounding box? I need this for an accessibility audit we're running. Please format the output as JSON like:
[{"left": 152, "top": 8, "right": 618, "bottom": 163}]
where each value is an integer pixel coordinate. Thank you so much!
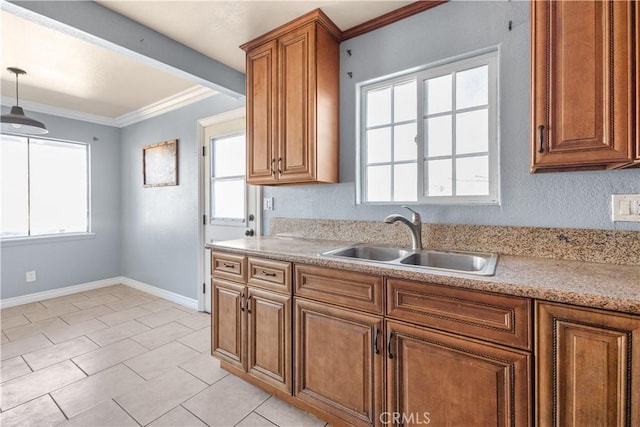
[
  {"left": 387, "top": 278, "right": 531, "bottom": 350},
  {"left": 212, "top": 252, "right": 246, "bottom": 282},
  {"left": 294, "top": 264, "right": 383, "bottom": 315},
  {"left": 248, "top": 257, "right": 291, "bottom": 293}
]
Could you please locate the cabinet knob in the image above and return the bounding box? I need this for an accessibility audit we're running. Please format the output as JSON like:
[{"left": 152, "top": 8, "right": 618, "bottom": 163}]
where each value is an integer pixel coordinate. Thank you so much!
[{"left": 245, "top": 229, "right": 255, "bottom": 237}]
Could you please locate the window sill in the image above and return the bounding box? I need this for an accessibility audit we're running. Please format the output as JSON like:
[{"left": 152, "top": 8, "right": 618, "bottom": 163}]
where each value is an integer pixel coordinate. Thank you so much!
[{"left": 1, "top": 233, "right": 96, "bottom": 248}]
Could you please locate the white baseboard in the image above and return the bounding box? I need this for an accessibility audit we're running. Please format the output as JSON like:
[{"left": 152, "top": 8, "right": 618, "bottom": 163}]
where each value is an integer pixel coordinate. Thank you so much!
[
  {"left": 0, "top": 276, "right": 199, "bottom": 311},
  {"left": 0, "top": 277, "right": 122, "bottom": 309},
  {"left": 118, "top": 277, "right": 199, "bottom": 310}
]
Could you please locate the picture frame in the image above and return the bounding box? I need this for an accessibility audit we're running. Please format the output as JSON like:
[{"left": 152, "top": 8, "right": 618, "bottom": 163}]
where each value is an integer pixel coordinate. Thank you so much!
[{"left": 143, "top": 139, "right": 178, "bottom": 187}]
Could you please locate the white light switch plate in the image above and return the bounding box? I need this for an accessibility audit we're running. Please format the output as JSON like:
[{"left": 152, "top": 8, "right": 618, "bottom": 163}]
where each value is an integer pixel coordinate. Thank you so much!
[{"left": 611, "top": 194, "right": 640, "bottom": 222}]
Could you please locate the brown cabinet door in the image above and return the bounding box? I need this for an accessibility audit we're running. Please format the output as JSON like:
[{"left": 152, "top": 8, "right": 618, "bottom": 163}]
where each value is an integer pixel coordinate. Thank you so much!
[
  {"left": 211, "top": 279, "right": 246, "bottom": 371},
  {"left": 246, "top": 40, "right": 278, "bottom": 184},
  {"left": 277, "top": 23, "right": 316, "bottom": 183},
  {"left": 386, "top": 320, "right": 531, "bottom": 427},
  {"left": 246, "top": 288, "right": 292, "bottom": 394},
  {"left": 295, "top": 298, "right": 384, "bottom": 427},
  {"left": 531, "top": 1, "right": 633, "bottom": 171},
  {"left": 536, "top": 302, "right": 640, "bottom": 427}
]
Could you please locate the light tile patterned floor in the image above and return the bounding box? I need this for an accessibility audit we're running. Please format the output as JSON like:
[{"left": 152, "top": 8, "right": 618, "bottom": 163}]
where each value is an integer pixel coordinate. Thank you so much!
[{"left": 0, "top": 284, "right": 329, "bottom": 427}]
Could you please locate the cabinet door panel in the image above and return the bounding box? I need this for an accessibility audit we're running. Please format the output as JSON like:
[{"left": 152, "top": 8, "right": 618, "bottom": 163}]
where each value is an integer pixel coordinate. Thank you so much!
[
  {"left": 536, "top": 302, "right": 640, "bottom": 427},
  {"left": 277, "top": 23, "right": 316, "bottom": 182},
  {"left": 386, "top": 320, "right": 531, "bottom": 427},
  {"left": 295, "top": 299, "right": 384, "bottom": 427},
  {"left": 247, "top": 288, "right": 291, "bottom": 394},
  {"left": 247, "top": 41, "right": 277, "bottom": 184},
  {"left": 212, "top": 279, "right": 245, "bottom": 371},
  {"left": 531, "top": 1, "right": 633, "bottom": 170}
]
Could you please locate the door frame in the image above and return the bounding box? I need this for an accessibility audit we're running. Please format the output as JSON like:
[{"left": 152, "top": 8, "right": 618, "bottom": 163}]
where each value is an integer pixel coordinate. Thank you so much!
[{"left": 196, "top": 108, "right": 262, "bottom": 312}]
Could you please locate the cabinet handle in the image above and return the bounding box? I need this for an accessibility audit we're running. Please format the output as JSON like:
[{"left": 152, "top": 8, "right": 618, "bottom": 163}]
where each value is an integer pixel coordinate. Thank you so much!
[
  {"left": 277, "top": 157, "right": 282, "bottom": 174},
  {"left": 240, "top": 292, "right": 245, "bottom": 312},
  {"left": 373, "top": 328, "right": 381, "bottom": 355},
  {"left": 387, "top": 332, "right": 394, "bottom": 359},
  {"left": 538, "top": 125, "right": 545, "bottom": 153},
  {"left": 271, "top": 158, "right": 276, "bottom": 176},
  {"left": 246, "top": 295, "right": 252, "bottom": 313},
  {"left": 223, "top": 262, "right": 235, "bottom": 268},
  {"left": 260, "top": 270, "right": 277, "bottom": 277}
]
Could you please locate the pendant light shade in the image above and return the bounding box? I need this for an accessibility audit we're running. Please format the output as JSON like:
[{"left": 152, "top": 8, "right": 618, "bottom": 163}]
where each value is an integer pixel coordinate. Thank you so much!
[{"left": 1, "top": 67, "right": 48, "bottom": 135}]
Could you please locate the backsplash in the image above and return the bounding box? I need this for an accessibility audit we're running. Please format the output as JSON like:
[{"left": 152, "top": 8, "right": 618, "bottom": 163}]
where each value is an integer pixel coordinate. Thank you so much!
[{"left": 270, "top": 218, "right": 640, "bottom": 266}]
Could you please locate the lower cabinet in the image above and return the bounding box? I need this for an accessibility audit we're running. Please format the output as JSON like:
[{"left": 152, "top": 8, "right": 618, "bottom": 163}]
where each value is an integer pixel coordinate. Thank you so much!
[
  {"left": 386, "top": 320, "right": 531, "bottom": 427},
  {"left": 212, "top": 277, "right": 292, "bottom": 394},
  {"left": 536, "top": 301, "right": 640, "bottom": 426},
  {"left": 294, "top": 298, "right": 384, "bottom": 427}
]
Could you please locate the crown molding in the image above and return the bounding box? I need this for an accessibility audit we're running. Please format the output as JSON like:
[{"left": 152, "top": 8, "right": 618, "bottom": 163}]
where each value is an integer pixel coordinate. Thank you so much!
[
  {"left": 1, "top": 86, "right": 218, "bottom": 128},
  {"left": 116, "top": 86, "right": 218, "bottom": 127}
]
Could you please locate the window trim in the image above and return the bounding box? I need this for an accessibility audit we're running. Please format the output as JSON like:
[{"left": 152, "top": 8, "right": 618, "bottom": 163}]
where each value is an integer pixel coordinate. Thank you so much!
[
  {"left": 356, "top": 48, "right": 500, "bottom": 205},
  {"left": 0, "top": 133, "right": 92, "bottom": 240}
]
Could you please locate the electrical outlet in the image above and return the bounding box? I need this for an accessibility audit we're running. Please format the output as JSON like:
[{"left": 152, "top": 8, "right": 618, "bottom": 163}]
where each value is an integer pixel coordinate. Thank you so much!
[
  {"left": 611, "top": 194, "right": 640, "bottom": 222},
  {"left": 26, "top": 270, "right": 36, "bottom": 282},
  {"left": 264, "top": 197, "right": 274, "bottom": 211}
]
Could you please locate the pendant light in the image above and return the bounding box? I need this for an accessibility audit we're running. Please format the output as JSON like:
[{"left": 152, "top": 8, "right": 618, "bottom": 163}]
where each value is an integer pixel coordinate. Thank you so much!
[{"left": 1, "top": 67, "right": 48, "bottom": 135}]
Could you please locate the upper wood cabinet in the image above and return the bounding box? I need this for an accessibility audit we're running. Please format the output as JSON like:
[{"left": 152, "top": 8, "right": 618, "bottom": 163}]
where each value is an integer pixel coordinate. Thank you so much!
[
  {"left": 242, "top": 9, "right": 340, "bottom": 185},
  {"left": 531, "top": 0, "right": 635, "bottom": 172},
  {"left": 536, "top": 301, "right": 640, "bottom": 426}
]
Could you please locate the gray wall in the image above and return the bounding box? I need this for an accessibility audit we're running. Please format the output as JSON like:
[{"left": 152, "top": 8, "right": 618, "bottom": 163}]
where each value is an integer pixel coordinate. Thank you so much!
[
  {"left": 0, "top": 109, "right": 122, "bottom": 299},
  {"left": 263, "top": 1, "right": 640, "bottom": 234},
  {"left": 120, "top": 94, "right": 244, "bottom": 299}
]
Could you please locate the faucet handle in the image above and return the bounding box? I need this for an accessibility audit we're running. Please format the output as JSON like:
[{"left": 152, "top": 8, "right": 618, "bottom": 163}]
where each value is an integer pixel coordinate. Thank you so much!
[{"left": 401, "top": 206, "right": 421, "bottom": 223}]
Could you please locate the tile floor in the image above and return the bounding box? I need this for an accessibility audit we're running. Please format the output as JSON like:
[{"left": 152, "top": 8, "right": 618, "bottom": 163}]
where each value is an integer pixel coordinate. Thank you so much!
[{"left": 0, "top": 284, "right": 329, "bottom": 427}]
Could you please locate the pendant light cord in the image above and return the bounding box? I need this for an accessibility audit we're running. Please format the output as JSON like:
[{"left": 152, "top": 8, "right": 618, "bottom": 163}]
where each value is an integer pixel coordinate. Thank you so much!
[{"left": 15, "top": 72, "right": 20, "bottom": 106}]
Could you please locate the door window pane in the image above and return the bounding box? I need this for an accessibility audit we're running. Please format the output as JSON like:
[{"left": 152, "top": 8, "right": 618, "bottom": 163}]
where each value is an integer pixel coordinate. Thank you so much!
[
  {"left": 211, "top": 133, "right": 246, "bottom": 221},
  {"left": 1, "top": 135, "right": 29, "bottom": 237},
  {"left": 213, "top": 179, "right": 245, "bottom": 219},
  {"left": 213, "top": 134, "right": 245, "bottom": 177}
]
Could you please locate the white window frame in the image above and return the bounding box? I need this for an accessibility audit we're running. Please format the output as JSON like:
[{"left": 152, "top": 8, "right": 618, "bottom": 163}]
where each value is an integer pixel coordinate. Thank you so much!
[
  {"left": 0, "top": 133, "right": 92, "bottom": 242},
  {"left": 357, "top": 49, "right": 500, "bottom": 205},
  {"left": 209, "top": 131, "right": 247, "bottom": 226}
]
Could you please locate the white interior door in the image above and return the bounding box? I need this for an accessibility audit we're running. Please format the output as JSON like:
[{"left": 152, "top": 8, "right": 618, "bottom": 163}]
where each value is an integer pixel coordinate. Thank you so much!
[{"left": 200, "top": 109, "right": 259, "bottom": 312}]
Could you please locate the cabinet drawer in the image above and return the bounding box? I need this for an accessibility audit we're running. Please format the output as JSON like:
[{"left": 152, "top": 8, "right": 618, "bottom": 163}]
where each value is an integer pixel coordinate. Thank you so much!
[
  {"left": 294, "top": 264, "right": 383, "bottom": 315},
  {"left": 248, "top": 257, "right": 291, "bottom": 293},
  {"left": 387, "top": 278, "right": 531, "bottom": 350},
  {"left": 212, "top": 252, "right": 246, "bottom": 282}
]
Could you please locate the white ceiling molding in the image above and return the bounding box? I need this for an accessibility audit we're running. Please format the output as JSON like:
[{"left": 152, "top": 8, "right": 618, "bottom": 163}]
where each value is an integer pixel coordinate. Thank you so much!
[
  {"left": 116, "top": 86, "right": 218, "bottom": 127},
  {"left": 2, "top": 85, "right": 218, "bottom": 128},
  {"left": 1, "top": 96, "right": 119, "bottom": 127},
  {"left": 198, "top": 107, "right": 246, "bottom": 128}
]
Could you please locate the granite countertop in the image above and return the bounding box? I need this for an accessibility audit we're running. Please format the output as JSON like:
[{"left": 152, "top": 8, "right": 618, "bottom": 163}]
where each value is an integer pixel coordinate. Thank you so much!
[{"left": 206, "top": 236, "right": 640, "bottom": 315}]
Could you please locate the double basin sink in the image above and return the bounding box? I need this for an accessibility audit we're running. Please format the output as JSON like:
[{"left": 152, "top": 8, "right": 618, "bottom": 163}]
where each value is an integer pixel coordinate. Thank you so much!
[{"left": 321, "top": 244, "right": 498, "bottom": 276}]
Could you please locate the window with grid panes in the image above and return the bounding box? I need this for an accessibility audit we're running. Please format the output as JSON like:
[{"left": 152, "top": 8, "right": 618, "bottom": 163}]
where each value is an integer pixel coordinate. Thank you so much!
[{"left": 359, "top": 50, "right": 499, "bottom": 204}]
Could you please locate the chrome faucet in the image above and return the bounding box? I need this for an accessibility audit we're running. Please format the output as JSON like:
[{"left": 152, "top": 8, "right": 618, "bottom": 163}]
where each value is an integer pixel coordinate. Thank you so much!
[{"left": 384, "top": 206, "right": 423, "bottom": 250}]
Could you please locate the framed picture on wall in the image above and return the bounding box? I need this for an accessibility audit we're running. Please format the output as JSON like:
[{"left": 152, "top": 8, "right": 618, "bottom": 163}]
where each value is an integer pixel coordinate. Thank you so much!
[{"left": 143, "top": 139, "right": 178, "bottom": 187}]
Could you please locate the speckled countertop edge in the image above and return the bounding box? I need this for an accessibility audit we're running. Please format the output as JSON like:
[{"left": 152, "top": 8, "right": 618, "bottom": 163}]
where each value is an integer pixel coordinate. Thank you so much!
[{"left": 207, "top": 236, "right": 640, "bottom": 315}]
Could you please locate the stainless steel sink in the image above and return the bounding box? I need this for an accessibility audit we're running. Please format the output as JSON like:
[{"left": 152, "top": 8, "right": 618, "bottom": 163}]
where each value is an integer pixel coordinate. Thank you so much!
[
  {"left": 322, "top": 245, "right": 412, "bottom": 262},
  {"left": 321, "top": 244, "right": 498, "bottom": 276}
]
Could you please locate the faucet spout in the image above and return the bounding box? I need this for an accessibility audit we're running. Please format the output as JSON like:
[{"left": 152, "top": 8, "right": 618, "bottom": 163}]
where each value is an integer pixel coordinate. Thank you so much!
[{"left": 383, "top": 206, "right": 423, "bottom": 250}]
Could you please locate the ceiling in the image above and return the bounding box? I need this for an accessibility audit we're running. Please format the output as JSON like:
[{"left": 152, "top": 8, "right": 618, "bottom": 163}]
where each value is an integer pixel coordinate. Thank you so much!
[{"left": 1, "top": 1, "right": 414, "bottom": 126}]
